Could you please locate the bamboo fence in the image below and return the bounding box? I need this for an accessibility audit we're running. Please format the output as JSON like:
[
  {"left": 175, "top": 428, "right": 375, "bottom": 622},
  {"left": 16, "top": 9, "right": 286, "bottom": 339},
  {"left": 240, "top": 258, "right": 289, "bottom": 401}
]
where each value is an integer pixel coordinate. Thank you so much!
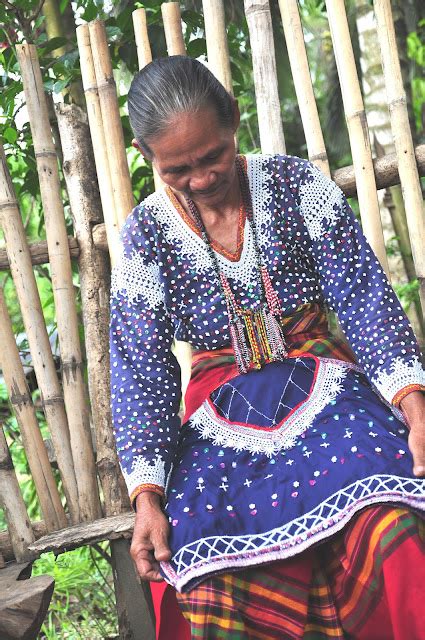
[
  {"left": 202, "top": 0, "right": 233, "bottom": 94},
  {"left": 161, "top": 2, "right": 187, "bottom": 56},
  {"left": 1, "top": 4, "right": 425, "bottom": 625},
  {"left": 0, "top": 426, "right": 35, "bottom": 562},
  {"left": 0, "top": 288, "right": 67, "bottom": 532},
  {"left": 88, "top": 20, "right": 135, "bottom": 230},
  {"left": 374, "top": 0, "right": 425, "bottom": 316},
  {"left": 244, "top": 0, "right": 286, "bottom": 154},
  {"left": 325, "top": 0, "right": 390, "bottom": 276},
  {"left": 278, "top": 0, "right": 330, "bottom": 176},
  {"left": 16, "top": 44, "right": 102, "bottom": 523}
]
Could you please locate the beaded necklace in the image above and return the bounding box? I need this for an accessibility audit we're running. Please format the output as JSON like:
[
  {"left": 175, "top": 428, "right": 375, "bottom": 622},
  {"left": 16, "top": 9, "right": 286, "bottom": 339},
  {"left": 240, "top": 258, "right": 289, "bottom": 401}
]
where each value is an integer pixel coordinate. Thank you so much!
[{"left": 185, "top": 156, "right": 288, "bottom": 374}]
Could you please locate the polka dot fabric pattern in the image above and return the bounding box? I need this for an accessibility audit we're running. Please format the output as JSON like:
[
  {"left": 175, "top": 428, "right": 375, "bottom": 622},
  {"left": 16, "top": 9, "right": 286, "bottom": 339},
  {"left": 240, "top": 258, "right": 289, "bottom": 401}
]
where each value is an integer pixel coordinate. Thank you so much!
[{"left": 109, "top": 155, "right": 425, "bottom": 572}]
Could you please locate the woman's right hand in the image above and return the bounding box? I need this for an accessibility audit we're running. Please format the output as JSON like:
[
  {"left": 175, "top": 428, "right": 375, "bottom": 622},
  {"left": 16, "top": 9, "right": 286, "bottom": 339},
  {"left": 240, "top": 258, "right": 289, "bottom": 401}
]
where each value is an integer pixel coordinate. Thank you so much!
[{"left": 131, "top": 491, "right": 172, "bottom": 581}]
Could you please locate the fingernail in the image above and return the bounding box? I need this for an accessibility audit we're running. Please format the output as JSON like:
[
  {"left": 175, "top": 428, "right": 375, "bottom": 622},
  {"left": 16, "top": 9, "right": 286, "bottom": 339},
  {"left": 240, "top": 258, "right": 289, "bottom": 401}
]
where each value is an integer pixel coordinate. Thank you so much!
[{"left": 414, "top": 466, "right": 425, "bottom": 476}]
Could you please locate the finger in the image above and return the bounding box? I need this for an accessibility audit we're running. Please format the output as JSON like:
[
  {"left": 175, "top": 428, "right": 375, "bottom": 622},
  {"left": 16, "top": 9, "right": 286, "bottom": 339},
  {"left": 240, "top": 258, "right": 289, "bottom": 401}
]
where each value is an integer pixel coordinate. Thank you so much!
[{"left": 152, "top": 532, "right": 172, "bottom": 562}]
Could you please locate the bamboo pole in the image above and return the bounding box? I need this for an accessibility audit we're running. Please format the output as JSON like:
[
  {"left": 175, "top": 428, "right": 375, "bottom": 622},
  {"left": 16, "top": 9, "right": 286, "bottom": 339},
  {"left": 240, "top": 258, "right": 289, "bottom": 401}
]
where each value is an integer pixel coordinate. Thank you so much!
[
  {"left": 56, "top": 102, "right": 129, "bottom": 516},
  {"left": 0, "top": 427, "right": 35, "bottom": 562},
  {"left": 325, "top": 0, "right": 389, "bottom": 276},
  {"left": 202, "top": 0, "right": 233, "bottom": 94},
  {"left": 0, "top": 289, "right": 67, "bottom": 531},
  {"left": 133, "top": 8, "right": 153, "bottom": 69},
  {"left": 161, "top": 2, "right": 187, "bottom": 56},
  {"left": 132, "top": 8, "right": 163, "bottom": 192},
  {"left": 16, "top": 44, "right": 102, "bottom": 523},
  {"left": 374, "top": 0, "right": 425, "bottom": 316},
  {"left": 88, "top": 20, "right": 135, "bottom": 229},
  {"left": 278, "top": 0, "right": 330, "bottom": 176},
  {"left": 0, "top": 141, "right": 79, "bottom": 523},
  {"left": 76, "top": 24, "right": 121, "bottom": 266},
  {"left": 244, "top": 0, "right": 286, "bottom": 154}
]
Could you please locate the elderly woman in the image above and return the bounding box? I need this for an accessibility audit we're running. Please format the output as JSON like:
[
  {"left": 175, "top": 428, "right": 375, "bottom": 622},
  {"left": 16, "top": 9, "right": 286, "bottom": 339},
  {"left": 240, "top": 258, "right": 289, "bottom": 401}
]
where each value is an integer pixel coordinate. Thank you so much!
[{"left": 110, "top": 56, "right": 425, "bottom": 639}]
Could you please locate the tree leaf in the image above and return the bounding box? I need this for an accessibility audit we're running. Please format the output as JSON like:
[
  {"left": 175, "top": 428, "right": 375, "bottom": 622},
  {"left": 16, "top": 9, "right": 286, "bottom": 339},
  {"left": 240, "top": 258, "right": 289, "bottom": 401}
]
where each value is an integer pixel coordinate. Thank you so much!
[{"left": 4, "top": 126, "right": 17, "bottom": 144}]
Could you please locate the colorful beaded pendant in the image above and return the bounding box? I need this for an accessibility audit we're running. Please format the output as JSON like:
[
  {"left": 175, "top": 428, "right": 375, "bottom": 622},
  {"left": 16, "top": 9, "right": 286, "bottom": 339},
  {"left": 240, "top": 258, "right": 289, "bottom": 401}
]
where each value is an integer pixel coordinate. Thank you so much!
[{"left": 185, "top": 156, "right": 288, "bottom": 374}]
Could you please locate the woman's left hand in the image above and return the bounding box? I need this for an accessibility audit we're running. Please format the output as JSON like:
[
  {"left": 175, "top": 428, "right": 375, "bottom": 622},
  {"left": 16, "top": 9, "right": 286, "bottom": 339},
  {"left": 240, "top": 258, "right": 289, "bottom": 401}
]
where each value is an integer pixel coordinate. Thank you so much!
[{"left": 400, "top": 391, "right": 425, "bottom": 477}]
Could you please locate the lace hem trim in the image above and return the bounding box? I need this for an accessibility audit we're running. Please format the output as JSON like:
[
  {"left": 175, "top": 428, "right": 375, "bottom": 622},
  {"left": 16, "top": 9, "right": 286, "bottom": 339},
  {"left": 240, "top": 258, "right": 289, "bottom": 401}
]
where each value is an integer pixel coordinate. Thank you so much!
[{"left": 161, "top": 474, "right": 425, "bottom": 592}]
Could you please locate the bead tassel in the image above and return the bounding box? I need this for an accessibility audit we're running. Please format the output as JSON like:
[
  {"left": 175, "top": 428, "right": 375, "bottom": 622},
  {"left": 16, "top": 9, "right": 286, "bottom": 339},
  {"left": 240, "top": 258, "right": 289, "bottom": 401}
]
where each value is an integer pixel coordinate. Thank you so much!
[{"left": 186, "top": 157, "right": 288, "bottom": 375}]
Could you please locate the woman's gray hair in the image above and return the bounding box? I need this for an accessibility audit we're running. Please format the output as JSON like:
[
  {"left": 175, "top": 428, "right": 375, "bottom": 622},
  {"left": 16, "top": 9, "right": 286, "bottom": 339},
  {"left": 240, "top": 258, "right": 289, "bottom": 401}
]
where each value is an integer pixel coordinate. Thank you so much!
[{"left": 128, "top": 56, "right": 235, "bottom": 157}]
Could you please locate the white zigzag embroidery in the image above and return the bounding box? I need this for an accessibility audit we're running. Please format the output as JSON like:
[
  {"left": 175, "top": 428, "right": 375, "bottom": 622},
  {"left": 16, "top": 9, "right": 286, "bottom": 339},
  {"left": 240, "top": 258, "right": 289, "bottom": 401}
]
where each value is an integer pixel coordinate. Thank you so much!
[
  {"left": 111, "top": 247, "right": 165, "bottom": 309},
  {"left": 162, "top": 474, "right": 425, "bottom": 592},
  {"left": 122, "top": 454, "right": 166, "bottom": 493},
  {"left": 371, "top": 356, "right": 425, "bottom": 404},
  {"left": 299, "top": 164, "right": 343, "bottom": 241},
  {"left": 188, "top": 358, "right": 348, "bottom": 456}
]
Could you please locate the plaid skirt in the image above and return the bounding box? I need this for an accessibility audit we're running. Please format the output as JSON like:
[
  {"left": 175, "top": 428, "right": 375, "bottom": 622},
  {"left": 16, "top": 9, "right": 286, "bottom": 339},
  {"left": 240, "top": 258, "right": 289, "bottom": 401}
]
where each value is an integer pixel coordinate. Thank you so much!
[{"left": 174, "top": 505, "right": 425, "bottom": 639}]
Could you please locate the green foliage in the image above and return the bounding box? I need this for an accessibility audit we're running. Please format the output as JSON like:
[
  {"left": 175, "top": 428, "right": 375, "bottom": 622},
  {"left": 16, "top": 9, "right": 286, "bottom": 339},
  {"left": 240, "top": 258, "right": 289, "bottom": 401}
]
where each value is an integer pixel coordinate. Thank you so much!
[
  {"left": 407, "top": 19, "right": 425, "bottom": 136},
  {"left": 33, "top": 545, "right": 118, "bottom": 639}
]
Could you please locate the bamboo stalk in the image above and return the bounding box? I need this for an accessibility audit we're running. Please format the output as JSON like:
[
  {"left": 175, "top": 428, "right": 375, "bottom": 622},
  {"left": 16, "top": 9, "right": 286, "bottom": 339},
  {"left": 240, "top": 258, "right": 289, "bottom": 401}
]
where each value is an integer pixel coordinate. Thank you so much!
[
  {"left": 56, "top": 102, "right": 129, "bottom": 516},
  {"left": 0, "top": 288, "right": 67, "bottom": 531},
  {"left": 0, "top": 236, "right": 79, "bottom": 270},
  {"left": 0, "top": 427, "right": 35, "bottom": 562},
  {"left": 133, "top": 8, "right": 153, "bottom": 69},
  {"left": 374, "top": 0, "right": 425, "bottom": 316},
  {"left": 88, "top": 20, "right": 135, "bottom": 229},
  {"left": 244, "top": 0, "right": 286, "bottom": 154},
  {"left": 325, "top": 0, "right": 389, "bottom": 276},
  {"left": 0, "top": 141, "right": 79, "bottom": 523},
  {"left": 161, "top": 2, "right": 187, "bottom": 56},
  {"left": 132, "top": 8, "right": 163, "bottom": 192},
  {"left": 16, "top": 44, "right": 102, "bottom": 523},
  {"left": 278, "top": 0, "right": 330, "bottom": 176},
  {"left": 76, "top": 24, "right": 121, "bottom": 266},
  {"left": 202, "top": 0, "right": 233, "bottom": 94}
]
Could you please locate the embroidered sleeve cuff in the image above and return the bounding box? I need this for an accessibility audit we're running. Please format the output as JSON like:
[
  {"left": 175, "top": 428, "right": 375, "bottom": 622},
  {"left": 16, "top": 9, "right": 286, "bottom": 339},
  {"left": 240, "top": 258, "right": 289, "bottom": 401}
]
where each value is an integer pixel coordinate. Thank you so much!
[
  {"left": 130, "top": 484, "right": 165, "bottom": 510},
  {"left": 392, "top": 384, "right": 425, "bottom": 408},
  {"left": 371, "top": 356, "right": 425, "bottom": 405}
]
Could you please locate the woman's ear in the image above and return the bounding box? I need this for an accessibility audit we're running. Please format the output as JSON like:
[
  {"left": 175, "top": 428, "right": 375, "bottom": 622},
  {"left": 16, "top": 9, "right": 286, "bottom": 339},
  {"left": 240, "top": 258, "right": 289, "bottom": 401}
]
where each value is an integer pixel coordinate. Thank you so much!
[{"left": 132, "top": 138, "right": 143, "bottom": 154}]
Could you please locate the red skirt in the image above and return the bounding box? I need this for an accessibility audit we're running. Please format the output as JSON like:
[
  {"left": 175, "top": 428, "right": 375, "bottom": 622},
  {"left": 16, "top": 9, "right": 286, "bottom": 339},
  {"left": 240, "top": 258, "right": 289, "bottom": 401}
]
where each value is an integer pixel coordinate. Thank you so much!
[{"left": 153, "top": 505, "right": 424, "bottom": 639}]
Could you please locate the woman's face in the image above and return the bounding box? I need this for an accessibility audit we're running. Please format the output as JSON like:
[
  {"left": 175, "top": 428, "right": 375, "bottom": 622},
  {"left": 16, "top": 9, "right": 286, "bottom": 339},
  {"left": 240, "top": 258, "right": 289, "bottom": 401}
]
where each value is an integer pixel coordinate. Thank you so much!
[{"left": 147, "top": 106, "right": 239, "bottom": 208}]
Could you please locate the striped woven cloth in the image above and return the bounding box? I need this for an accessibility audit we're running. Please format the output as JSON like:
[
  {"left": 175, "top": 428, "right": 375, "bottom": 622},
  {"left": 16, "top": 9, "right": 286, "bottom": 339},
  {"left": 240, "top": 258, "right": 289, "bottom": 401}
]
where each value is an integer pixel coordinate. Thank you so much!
[{"left": 176, "top": 506, "right": 425, "bottom": 639}]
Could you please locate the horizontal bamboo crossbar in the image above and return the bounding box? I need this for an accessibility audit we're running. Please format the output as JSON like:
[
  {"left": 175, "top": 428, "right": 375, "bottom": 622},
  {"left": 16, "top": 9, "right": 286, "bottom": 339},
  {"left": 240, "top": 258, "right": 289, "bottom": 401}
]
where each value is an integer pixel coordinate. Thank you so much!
[
  {"left": 0, "top": 144, "right": 423, "bottom": 268},
  {"left": 28, "top": 513, "right": 135, "bottom": 555}
]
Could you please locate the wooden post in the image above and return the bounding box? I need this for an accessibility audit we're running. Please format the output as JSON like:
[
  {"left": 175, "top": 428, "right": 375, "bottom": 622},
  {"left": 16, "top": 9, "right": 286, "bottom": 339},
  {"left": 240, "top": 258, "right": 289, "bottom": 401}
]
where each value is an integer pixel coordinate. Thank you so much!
[
  {"left": 88, "top": 20, "right": 135, "bottom": 229},
  {"left": 0, "top": 141, "right": 79, "bottom": 523},
  {"left": 133, "top": 8, "right": 153, "bottom": 69},
  {"left": 111, "top": 539, "right": 156, "bottom": 640},
  {"left": 0, "top": 427, "right": 35, "bottom": 562},
  {"left": 16, "top": 43, "right": 102, "bottom": 523},
  {"left": 132, "top": 8, "right": 163, "bottom": 192},
  {"left": 244, "top": 0, "right": 286, "bottom": 154},
  {"left": 325, "top": 0, "right": 390, "bottom": 276},
  {"left": 278, "top": 0, "right": 330, "bottom": 176},
  {"left": 0, "top": 289, "right": 67, "bottom": 531},
  {"left": 56, "top": 102, "right": 129, "bottom": 517},
  {"left": 202, "top": 0, "right": 233, "bottom": 94},
  {"left": 374, "top": 0, "right": 425, "bottom": 316},
  {"left": 161, "top": 2, "right": 187, "bottom": 56},
  {"left": 77, "top": 24, "right": 121, "bottom": 266}
]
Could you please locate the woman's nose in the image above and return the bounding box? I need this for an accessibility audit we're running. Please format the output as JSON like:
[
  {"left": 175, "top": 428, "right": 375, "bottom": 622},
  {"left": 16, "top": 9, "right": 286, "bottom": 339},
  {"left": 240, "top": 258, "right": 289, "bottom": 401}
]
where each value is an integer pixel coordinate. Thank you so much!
[{"left": 189, "top": 170, "right": 217, "bottom": 193}]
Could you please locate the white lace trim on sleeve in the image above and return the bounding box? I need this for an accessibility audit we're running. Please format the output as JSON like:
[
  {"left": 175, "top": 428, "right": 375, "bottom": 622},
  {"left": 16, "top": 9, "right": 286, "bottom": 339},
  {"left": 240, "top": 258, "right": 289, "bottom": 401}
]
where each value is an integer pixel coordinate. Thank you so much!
[
  {"left": 122, "top": 454, "right": 166, "bottom": 495},
  {"left": 371, "top": 356, "right": 425, "bottom": 404},
  {"left": 111, "top": 248, "right": 165, "bottom": 308}
]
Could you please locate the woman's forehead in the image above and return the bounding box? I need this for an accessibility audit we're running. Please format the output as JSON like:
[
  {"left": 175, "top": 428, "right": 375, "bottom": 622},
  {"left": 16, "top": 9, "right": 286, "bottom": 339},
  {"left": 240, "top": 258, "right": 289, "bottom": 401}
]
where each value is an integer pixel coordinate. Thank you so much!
[{"left": 150, "top": 109, "right": 233, "bottom": 163}]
